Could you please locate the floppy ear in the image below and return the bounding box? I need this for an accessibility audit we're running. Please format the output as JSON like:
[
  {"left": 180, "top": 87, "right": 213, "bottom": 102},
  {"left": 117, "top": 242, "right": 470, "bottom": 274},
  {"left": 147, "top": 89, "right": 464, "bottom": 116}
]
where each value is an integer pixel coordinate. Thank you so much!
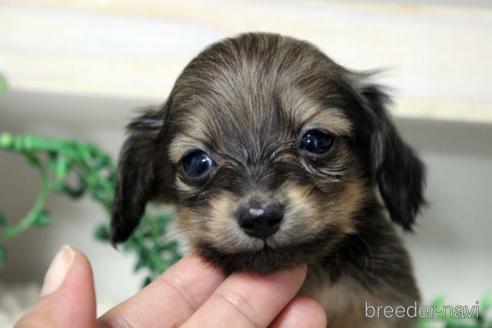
[
  {"left": 111, "top": 108, "right": 166, "bottom": 244},
  {"left": 360, "top": 83, "right": 426, "bottom": 230}
]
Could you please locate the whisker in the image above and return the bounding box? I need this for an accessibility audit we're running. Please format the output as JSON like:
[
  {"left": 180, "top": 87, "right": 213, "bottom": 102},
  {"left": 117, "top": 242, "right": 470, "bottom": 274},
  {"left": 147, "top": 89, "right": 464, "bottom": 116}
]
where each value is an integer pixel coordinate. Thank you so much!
[{"left": 155, "top": 227, "right": 194, "bottom": 246}]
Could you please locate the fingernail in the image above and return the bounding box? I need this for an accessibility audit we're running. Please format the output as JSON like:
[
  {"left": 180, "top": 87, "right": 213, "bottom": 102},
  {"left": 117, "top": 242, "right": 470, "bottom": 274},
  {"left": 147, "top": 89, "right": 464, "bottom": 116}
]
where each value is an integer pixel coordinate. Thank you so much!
[{"left": 40, "top": 245, "right": 76, "bottom": 297}]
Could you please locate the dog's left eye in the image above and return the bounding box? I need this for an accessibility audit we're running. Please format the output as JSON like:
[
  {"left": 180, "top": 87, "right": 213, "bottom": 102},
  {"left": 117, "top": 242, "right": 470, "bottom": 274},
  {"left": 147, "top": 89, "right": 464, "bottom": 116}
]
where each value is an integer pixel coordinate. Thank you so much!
[
  {"left": 300, "top": 129, "right": 335, "bottom": 154},
  {"left": 182, "top": 150, "right": 215, "bottom": 178}
]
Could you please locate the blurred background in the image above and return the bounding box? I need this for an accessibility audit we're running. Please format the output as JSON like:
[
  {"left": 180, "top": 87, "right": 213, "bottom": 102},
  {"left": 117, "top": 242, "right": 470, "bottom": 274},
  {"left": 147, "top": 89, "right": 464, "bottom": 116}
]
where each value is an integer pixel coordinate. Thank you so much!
[{"left": 0, "top": 0, "right": 491, "bottom": 325}]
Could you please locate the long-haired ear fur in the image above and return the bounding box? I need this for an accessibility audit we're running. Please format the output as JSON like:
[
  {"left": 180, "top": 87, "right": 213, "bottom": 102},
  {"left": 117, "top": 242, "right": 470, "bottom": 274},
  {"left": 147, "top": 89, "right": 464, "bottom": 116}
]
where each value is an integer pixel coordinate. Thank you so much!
[
  {"left": 111, "top": 107, "right": 165, "bottom": 245},
  {"left": 357, "top": 77, "right": 426, "bottom": 230}
]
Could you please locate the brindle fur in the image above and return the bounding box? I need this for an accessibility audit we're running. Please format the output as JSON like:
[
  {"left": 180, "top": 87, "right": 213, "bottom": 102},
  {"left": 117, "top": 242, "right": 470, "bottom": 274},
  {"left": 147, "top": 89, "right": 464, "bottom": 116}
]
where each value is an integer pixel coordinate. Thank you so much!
[{"left": 111, "top": 33, "right": 425, "bottom": 327}]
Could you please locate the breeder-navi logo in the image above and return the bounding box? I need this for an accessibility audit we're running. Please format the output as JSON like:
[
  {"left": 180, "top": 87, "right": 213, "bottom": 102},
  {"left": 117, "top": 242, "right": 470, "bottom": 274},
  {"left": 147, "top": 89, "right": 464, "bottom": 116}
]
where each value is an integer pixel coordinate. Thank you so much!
[{"left": 365, "top": 301, "right": 480, "bottom": 319}]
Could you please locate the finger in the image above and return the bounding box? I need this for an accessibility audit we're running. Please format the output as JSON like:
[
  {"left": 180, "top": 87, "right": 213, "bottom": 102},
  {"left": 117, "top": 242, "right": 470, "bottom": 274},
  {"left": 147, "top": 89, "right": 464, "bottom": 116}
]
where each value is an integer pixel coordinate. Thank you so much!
[
  {"left": 270, "top": 296, "right": 327, "bottom": 328},
  {"left": 182, "top": 265, "right": 307, "bottom": 328},
  {"left": 15, "top": 245, "right": 96, "bottom": 328},
  {"left": 97, "top": 255, "right": 225, "bottom": 328}
]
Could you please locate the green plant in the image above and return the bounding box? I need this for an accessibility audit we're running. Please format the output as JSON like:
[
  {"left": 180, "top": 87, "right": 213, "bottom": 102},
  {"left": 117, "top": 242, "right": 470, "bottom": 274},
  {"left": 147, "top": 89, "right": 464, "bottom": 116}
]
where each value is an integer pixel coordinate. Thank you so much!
[
  {"left": 418, "top": 294, "right": 492, "bottom": 328},
  {"left": 0, "top": 133, "right": 182, "bottom": 284}
]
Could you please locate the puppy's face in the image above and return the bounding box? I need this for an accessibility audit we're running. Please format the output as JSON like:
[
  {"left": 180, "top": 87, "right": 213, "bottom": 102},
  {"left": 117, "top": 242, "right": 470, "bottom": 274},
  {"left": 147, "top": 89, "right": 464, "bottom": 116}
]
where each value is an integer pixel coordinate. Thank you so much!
[{"left": 111, "top": 33, "right": 425, "bottom": 273}]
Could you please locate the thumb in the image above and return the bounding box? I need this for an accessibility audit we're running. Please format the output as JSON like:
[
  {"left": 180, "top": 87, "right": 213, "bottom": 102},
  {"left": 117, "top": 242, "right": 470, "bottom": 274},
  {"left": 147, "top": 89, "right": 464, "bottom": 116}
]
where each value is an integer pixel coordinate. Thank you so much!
[{"left": 15, "top": 245, "right": 96, "bottom": 328}]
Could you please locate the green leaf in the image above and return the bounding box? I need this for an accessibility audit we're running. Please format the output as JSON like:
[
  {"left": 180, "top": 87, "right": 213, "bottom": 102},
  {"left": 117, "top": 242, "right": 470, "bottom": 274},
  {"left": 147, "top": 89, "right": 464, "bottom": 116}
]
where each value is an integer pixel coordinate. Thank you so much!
[
  {"left": 33, "top": 210, "right": 51, "bottom": 228},
  {"left": 142, "top": 276, "right": 153, "bottom": 287},
  {"left": 0, "top": 74, "right": 8, "bottom": 94},
  {"left": 61, "top": 183, "right": 85, "bottom": 199},
  {"left": 0, "top": 133, "right": 13, "bottom": 149},
  {"left": 94, "top": 225, "right": 110, "bottom": 241},
  {"left": 0, "top": 245, "right": 5, "bottom": 264},
  {"left": 482, "top": 294, "right": 492, "bottom": 311},
  {"left": 54, "top": 156, "right": 70, "bottom": 179},
  {"left": 0, "top": 212, "right": 6, "bottom": 226}
]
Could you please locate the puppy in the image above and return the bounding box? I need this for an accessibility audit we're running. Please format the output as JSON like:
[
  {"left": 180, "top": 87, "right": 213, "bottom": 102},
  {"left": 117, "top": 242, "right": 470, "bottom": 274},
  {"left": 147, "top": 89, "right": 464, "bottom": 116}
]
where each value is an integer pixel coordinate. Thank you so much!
[{"left": 111, "top": 33, "right": 425, "bottom": 327}]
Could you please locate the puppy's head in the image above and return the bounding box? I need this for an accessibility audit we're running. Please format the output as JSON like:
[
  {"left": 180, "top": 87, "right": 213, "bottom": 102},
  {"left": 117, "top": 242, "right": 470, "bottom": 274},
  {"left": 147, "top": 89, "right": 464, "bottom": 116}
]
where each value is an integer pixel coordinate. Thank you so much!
[{"left": 111, "top": 33, "right": 425, "bottom": 273}]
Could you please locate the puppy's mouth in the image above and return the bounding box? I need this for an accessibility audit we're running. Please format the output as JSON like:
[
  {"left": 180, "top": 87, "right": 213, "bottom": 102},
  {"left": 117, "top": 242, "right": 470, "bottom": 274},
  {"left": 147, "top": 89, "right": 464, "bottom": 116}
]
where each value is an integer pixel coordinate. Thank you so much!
[{"left": 197, "top": 228, "right": 340, "bottom": 274}]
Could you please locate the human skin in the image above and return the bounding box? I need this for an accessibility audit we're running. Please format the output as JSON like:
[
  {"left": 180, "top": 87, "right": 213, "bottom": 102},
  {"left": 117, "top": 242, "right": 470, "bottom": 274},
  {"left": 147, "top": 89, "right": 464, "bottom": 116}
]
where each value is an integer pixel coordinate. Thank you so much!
[{"left": 15, "top": 246, "right": 327, "bottom": 328}]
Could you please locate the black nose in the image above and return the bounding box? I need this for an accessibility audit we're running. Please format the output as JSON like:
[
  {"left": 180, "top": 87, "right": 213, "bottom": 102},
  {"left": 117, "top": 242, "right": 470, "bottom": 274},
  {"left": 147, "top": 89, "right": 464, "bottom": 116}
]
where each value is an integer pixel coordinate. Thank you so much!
[{"left": 238, "top": 199, "right": 284, "bottom": 239}]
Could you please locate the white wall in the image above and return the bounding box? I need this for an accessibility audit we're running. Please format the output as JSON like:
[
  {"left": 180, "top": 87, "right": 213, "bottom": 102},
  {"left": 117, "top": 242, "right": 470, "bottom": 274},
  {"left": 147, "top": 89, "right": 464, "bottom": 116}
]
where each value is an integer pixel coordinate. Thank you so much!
[{"left": 1, "top": 0, "right": 491, "bottom": 123}]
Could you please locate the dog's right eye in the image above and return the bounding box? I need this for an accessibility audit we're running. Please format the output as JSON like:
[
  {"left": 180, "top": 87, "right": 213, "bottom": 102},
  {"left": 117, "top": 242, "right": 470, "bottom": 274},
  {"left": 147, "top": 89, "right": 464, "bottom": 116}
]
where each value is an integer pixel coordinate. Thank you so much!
[{"left": 181, "top": 150, "right": 215, "bottom": 178}]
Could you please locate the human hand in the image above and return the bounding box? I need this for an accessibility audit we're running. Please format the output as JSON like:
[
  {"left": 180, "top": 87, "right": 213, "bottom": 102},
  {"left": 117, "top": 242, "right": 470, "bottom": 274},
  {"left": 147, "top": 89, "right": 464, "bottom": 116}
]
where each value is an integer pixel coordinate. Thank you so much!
[{"left": 15, "top": 245, "right": 326, "bottom": 328}]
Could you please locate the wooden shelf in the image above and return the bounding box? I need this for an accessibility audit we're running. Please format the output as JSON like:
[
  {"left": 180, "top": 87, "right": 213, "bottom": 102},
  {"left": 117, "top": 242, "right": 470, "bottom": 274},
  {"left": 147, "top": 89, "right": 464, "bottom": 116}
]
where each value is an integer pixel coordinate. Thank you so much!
[{"left": 0, "top": 0, "right": 491, "bottom": 124}]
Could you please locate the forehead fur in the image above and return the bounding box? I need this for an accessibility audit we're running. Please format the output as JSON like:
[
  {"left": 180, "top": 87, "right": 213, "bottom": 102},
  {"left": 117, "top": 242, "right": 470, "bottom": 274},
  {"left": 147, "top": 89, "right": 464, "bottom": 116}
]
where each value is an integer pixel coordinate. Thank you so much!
[{"left": 167, "top": 33, "right": 353, "bottom": 162}]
